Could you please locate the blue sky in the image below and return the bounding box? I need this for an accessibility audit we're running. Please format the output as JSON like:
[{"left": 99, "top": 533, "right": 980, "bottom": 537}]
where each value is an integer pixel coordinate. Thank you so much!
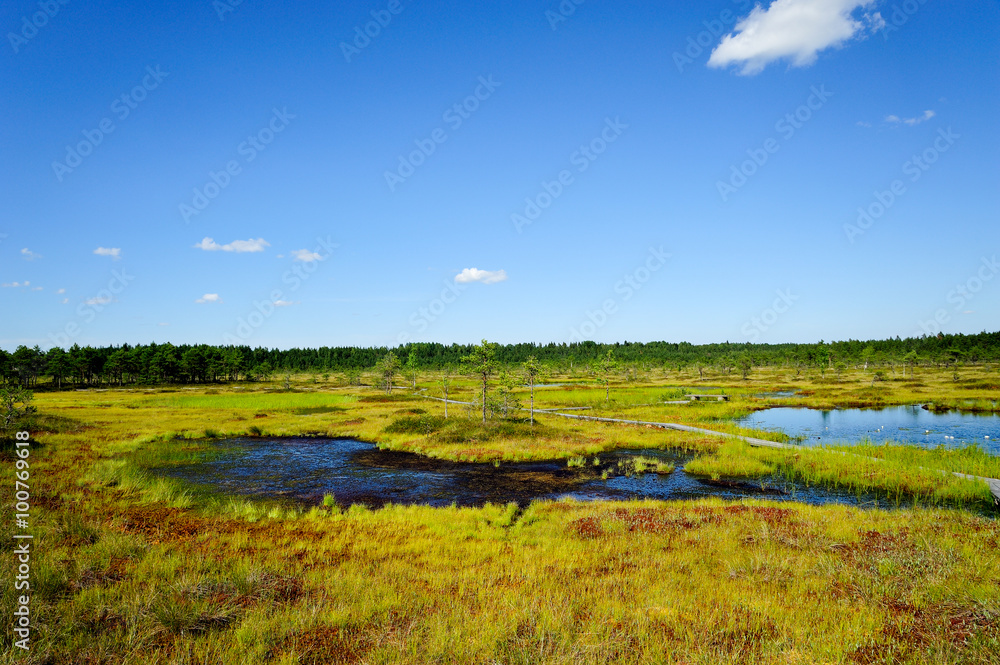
[{"left": 2, "top": 0, "right": 998, "bottom": 350}]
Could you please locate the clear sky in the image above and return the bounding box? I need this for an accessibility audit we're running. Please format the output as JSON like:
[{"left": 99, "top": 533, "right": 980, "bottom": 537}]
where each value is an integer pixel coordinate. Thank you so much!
[{"left": 3, "top": 0, "right": 998, "bottom": 351}]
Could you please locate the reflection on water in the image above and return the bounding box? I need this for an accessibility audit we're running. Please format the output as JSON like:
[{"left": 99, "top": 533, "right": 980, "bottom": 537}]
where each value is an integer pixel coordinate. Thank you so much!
[
  {"left": 739, "top": 406, "right": 1000, "bottom": 453},
  {"left": 158, "top": 437, "right": 917, "bottom": 510}
]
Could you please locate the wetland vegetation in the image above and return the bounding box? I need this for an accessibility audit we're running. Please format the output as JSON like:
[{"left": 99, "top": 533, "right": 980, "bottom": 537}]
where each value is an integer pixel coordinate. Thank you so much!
[{"left": 2, "top": 342, "right": 999, "bottom": 663}]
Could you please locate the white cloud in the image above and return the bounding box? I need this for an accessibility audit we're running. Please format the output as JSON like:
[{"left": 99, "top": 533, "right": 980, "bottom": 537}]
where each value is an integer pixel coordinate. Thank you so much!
[
  {"left": 194, "top": 237, "right": 270, "bottom": 253},
  {"left": 31, "top": 286, "right": 42, "bottom": 291},
  {"left": 85, "top": 295, "right": 112, "bottom": 306},
  {"left": 21, "top": 248, "right": 41, "bottom": 260},
  {"left": 291, "top": 249, "right": 322, "bottom": 262},
  {"left": 1, "top": 281, "right": 29, "bottom": 288},
  {"left": 56, "top": 288, "right": 65, "bottom": 294},
  {"left": 454, "top": 268, "right": 508, "bottom": 285},
  {"left": 158, "top": 322, "right": 170, "bottom": 326},
  {"left": 273, "top": 300, "right": 297, "bottom": 307},
  {"left": 708, "top": 0, "right": 881, "bottom": 75},
  {"left": 856, "top": 120, "right": 872, "bottom": 128},
  {"left": 196, "top": 293, "right": 221, "bottom": 304},
  {"left": 885, "top": 109, "right": 935, "bottom": 126},
  {"left": 94, "top": 247, "right": 121, "bottom": 259},
  {"left": 61, "top": 298, "right": 69, "bottom": 304}
]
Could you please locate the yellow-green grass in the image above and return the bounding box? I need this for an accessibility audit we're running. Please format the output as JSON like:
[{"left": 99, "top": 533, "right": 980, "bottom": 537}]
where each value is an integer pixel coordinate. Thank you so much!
[
  {"left": 682, "top": 440, "right": 995, "bottom": 509},
  {"left": 2, "top": 379, "right": 999, "bottom": 663},
  {"left": 138, "top": 390, "right": 357, "bottom": 411},
  {"left": 3, "top": 485, "right": 998, "bottom": 663},
  {"left": 829, "top": 441, "right": 1000, "bottom": 481},
  {"left": 629, "top": 455, "right": 675, "bottom": 475}
]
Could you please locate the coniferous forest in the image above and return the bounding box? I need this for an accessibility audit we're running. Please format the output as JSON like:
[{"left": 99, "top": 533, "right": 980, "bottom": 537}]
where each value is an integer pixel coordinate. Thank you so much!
[{"left": 3, "top": 331, "right": 998, "bottom": 387}]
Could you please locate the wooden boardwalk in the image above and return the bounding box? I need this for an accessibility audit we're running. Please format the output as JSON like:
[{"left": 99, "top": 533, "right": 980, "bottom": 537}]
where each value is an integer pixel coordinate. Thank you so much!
[{"left": 420, "top": 395, "right": 1000, "bottom": 505}]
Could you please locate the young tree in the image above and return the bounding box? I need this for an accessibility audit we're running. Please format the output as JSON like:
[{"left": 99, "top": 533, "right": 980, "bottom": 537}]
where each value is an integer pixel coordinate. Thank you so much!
[
  {"left": 462, "top": 339, "right": 498, "bottom": 424},
  {"left": 343, "top": 367, "right": 361, "bottom": 386},
  {"left": 441, "top": 367, "right": 452, "bottom": 419},
  {"left": 738, "top": 354, "right": 753, "bottom": 380},
  {"left": 834, "top": 362, "right": 847, "bottom": 381},
  {"left": 596, "top": 350, "right": 618, "bottom": 402},
  {"left": 1, "top": 385, "right": 35, "bottom": 439},
  {"left": 860, "top": 345, "right": 875, "bottom": 372},
  {"left": 523, "top": 355, "right": 542, "bottom": 426},
  {"left": 496, "top": 368, "right": 521, "bottom": 419},
  {"left": 405, "top": 348, "right": 419, "bottom": 390},
  {"left": 374, "top": 351, "right": 400, "bottom": 394}
]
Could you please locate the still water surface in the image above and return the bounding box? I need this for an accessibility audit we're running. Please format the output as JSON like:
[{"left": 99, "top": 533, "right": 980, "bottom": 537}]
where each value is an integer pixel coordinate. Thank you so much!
[
  {"left": 738, "top": 406, "right": 1000, "bottom": 454},
  {"left": 160, "top": 437, "right": 918, "bottom": 510}
]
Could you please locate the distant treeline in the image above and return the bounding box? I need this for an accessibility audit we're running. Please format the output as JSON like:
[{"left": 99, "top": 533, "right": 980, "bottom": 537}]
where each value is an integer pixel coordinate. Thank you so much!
[{"left": 2, "top": 331, "right": 998, "bottom": 387}]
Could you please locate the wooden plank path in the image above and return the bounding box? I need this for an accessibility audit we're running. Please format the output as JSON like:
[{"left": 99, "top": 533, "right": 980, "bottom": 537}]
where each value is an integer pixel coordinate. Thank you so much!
[{"left": 419, "top": 395, "right": 1000, "bottom": 504}]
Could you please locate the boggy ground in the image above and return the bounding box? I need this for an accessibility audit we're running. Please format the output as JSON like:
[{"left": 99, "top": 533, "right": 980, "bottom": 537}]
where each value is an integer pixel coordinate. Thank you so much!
[{"left": 1, "top": 367, "right": 998, "bottom": 663}]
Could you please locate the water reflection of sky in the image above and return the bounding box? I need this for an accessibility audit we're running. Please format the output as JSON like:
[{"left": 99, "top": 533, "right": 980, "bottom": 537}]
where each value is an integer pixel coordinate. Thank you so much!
[
  {"left": 157, "top": 437, "right": 945, "bottom": 511},
  {"left": 739, "top": 406, "right": 1000, "bottom": 453}
]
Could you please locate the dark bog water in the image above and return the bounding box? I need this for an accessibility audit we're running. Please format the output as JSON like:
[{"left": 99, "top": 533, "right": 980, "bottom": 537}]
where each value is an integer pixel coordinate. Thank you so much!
[
  {"left": 739, "top": 406, "right": 1000, "bottom": 454},
  {"left": 158, "top": 437, "right": 915, "bottom": 510}
]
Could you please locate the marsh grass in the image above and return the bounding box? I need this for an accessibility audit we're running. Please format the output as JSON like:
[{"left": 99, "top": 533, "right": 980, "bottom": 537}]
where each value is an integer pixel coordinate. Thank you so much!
[
  {"left": 142, "top": 392, "right": 356, "bottom": 411},
  {"left": 683, "top": 440, "right": 994, "bottom": 508},
  {"left": 7, "top": 370, "right": 1000, "bottom": 663},
  {"left": 830, "top": 440, "right": 1000, "bottom": 480}
]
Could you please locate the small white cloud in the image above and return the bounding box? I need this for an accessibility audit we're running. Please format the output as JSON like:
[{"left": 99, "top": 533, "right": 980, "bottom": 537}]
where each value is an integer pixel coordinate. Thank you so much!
[
  {"left": 2, "top": 280, "right": 31, "bottom": 288},
  {"left": 21, "top": 248, "right": 41, "bottom": 260},
  {"left": 454, "top": 268, "right": 508, "bottom": 285},
  {"left": 885, "top": 110, "right": 935, "bottom": 126},
  {"left": 56, "top": 288, "right": 65, "bottom": 294},
  {"left": 708, "top": 0, "right": 880, "bottom": 75},
  {"left": 291, "top": 249, "right": 322, "bottom": 262},
  {"left": 196, "top": 293, "right": 221, "bottom": 304},
  {"left": 31, "top": 286, "right": 42, "bottom": 291},
  {"left": 85, "top": 295, "right": 112, "bottom": 306},
  {"left": 856, "top": 120, "right": 871, "bottom": 128},
  {"left": 61, "top": 298, "right": 69, "bottom": 304},
  {"left": 273, "top": 300, "right": 297, "bottom": 307},
  {"left": 94, "top": 247, "right": 121, "bottom": 259},
  {"left": 158, "top": 322, "right": 170, "bottom": 326},
  {"left": 962, "top": 310, "right": 974, "bottom": 315},
  {"left": 194, "top": 237, "right": 270, "bottom": 253}
]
